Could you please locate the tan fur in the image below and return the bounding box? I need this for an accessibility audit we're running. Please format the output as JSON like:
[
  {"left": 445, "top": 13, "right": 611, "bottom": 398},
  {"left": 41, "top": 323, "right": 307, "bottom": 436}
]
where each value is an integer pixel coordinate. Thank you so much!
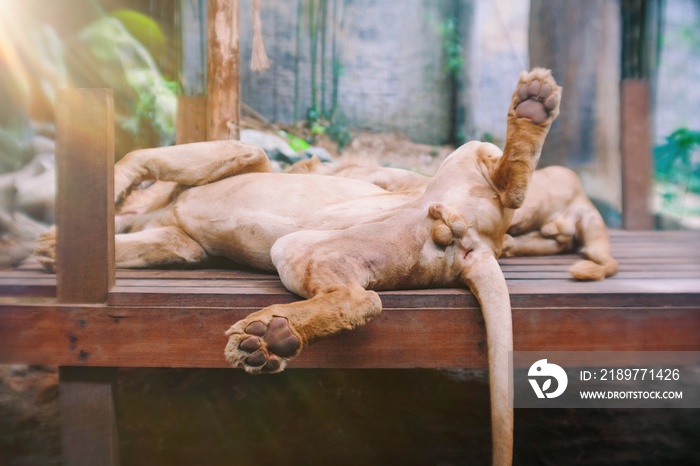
[
  {"left": 288, "top": 155, "right": 431, "bottom": 193},
  {"left": 290, "top": 158, "right": 616, "bottom": 282},
  {"left": 35, "top": 69, "right": 562, "bottom": 466},
  {"left": 503, "top": 166, "right": 618, "bottom": 280}
]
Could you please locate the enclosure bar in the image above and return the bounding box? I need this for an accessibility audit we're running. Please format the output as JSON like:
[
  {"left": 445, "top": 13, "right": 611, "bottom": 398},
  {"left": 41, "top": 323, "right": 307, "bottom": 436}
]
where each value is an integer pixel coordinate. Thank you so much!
[
  {"left": 206, "top": 0, "right": 241, "bottom": 140},
  {"left": 620, "top": 79, "right": 654, "bottom": 230},
  {"left": 55, "top": 88, "right": 115, "bottom": 303},
  {"left": 59, "top": 367, "right": 120, "bottom": 466}
]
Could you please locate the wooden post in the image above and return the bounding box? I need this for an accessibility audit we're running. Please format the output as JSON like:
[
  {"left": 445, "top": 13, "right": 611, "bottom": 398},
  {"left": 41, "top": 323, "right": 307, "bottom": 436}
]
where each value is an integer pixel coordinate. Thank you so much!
[
  {"left": 206, "top": 0, "right": 240, "bottom": 141},
  {"left": 55, "top": 89, "right": 115, "bottom": 303},
  {"left": 176, "top": 96, "right": 208, "bottom": 144},
  {"left": 55, "top": 89, "right": 119, "bottom": 465},
  {"left": 59, "top": 367, "right": 120, "bottom": 466},
  {"left": 620, "top": 80, "right": 654, "bottom": 229},
  {"left": 619, "top": 0, "right": 660, "bottom": 230}
]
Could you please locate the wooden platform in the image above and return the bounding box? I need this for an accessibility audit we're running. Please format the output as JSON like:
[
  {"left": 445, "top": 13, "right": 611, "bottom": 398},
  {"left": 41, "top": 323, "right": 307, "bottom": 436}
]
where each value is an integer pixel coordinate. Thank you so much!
[{"left": 2, "top": 230, "right": 699, "bottom": 370}]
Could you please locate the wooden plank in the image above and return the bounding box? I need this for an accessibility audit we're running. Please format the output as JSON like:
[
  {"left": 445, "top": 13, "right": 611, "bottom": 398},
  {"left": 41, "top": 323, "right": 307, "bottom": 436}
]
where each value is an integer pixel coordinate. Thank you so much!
[
  {"left": 0, "top": 279, "right": 52, "bottom": 296},
  {"left": 620, "top": 79, "right": 654, "bottom": 229},
  {"left": 206, "top": 0, "right": 240, "bottom": 140},
  {"left": 59, "top": 367, "right": 119, "bottom": 466},
  {"left": 3, "top": 232, "right": 699, "bottom": 302},
  {"left": 104, "top": 278, "right": 700, "bottom": 310},
  {"left": 512, "top": 307, "right": 700, "bottom": 352},
  {"left": 113, "top": 270, "right": 700, "bottom": 286},
  {"left": 113, "top": 278, "right": 288, "bottom": 288},
  {"left": 55, "top": 89, "right": 115, "bottom": 303},
  {"left": 1, "top": 303, "right": 697, "bottom": 369},
  {"left": 106, "top": 286, "right": 482, "bottom": 310},
  {"left": 116, "top": 268, "right": 279, "bottom": 280},
  {"left": 501, "top": 263, "right": 700, "bottom": 272}
]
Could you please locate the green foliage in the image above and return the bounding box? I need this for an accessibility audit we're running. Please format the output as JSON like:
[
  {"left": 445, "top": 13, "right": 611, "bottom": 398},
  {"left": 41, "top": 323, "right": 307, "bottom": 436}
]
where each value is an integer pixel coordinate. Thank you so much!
[
  {"left": 0, "top": 124, "right": 32, "bottom": 174},
  {"left": 654, "top": 128, "right": 700, "bottom": 193},
  {"left": 678, "top": 20, "right": 700, "bottom": 52},
  {"left": 325, "top": 118, "right": 352, "bottom": 151},
  {"left": 280, "top": 131, "right": 310, "bottom": 153},
  {"left": 110, "top": 9, "right": 167, "bottom": 60},
  {"left": 305, "top": 107, "right": 352, "bottom": 152},
  {"left": 77, "top": 15, "right": 178, "bottom": 147},
  {"left": 131, "top": 77, "right": 180, "bottom": 145},
  {"left": 438, "top": 17, "right": 463, "bottom": 77}
]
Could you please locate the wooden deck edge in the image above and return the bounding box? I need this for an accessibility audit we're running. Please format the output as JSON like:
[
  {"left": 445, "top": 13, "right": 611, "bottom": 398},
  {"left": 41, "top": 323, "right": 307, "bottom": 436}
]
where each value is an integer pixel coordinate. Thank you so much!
[{"left": 1, "top": 303, "right": 697, "bottom": 369}]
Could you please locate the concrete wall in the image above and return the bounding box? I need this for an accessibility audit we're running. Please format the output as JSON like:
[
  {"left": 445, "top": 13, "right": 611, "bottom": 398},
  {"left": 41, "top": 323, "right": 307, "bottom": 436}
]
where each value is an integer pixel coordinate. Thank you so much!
[
  {"left": 654, "top": 0, "right": 700, "bottom": 142},
  {"left": 462, "top": 0, "right": 530, "bottom": 144},
  {"left": 195, "top": 0, "right": 698, "bottom": 219},
  {"left": 529, "top": 0, "right": 622, "bottom": 211},
  {"left": 239, "top": 0, "right": 458, "bottom": 144}
]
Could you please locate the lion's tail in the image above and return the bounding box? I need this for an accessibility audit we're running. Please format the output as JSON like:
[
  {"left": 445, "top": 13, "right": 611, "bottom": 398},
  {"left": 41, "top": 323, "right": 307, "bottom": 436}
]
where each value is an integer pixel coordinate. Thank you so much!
[{"left": 569, "top": 206, "right": 618, "bottom": 281}]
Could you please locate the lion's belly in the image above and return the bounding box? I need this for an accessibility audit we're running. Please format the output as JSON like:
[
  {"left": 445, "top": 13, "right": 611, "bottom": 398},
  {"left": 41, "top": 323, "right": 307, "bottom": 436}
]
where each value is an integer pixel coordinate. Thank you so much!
[{"left": 170, "top": 172, "right": 408, "bottom": 270}]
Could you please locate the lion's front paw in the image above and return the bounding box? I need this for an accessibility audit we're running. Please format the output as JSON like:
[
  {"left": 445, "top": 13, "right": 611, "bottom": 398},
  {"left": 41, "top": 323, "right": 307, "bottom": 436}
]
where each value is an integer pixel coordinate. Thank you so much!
[
  {"left": 225, "top": 316, "right": 300, "bottom": 374},
  {"left": 513, "top": 68, "right": 561, "bottom": 124}
]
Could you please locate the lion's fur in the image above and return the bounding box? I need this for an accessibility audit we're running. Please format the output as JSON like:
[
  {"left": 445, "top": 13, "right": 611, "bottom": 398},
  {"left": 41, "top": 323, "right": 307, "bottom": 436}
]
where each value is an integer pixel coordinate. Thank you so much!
[{"left": 289, "top": 157, "right": 617, "bottom": 282}]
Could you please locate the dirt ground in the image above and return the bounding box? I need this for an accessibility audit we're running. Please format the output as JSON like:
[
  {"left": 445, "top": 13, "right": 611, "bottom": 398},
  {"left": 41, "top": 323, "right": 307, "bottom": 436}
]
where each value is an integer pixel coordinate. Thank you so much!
[
  {"left": 1, "top": 365, "right": 699, "bottom": 466},
  {"left": 242, "top": 113, "right": 456, "bottom": 175},
  {"left": 339, "top": 131, "right": 455, "bottom": 175}
]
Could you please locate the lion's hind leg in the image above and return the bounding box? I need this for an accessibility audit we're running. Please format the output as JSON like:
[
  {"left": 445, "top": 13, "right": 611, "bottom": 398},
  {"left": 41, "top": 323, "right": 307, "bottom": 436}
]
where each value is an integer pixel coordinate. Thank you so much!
[
  {"left": 33, "top": 223, "right": 207, "bottom": 271},
  {"left": 501, "top": 231, "right": 571, "bottom": 257},
  {"left": 569, "top": 207, "right": 618, "bottom": 281},
  {"left": 115, "top": 226, "right": 208, "bottom": 268},
  {"left": 115, "top": 140, "right": 272, "bottom": 204},
  {"left": 225, "top": 231, "right": 383, "bottom": 374},
  {"left": 225, "top": 284, "right": 381, "bottom": 374}
]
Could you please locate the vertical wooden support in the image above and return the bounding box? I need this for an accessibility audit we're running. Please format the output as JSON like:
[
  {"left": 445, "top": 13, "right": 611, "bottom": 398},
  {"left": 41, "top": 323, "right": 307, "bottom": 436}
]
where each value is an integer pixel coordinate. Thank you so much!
[
  {"left": 176, "top": 96, "right": 208, "bottom": 144},
  {"left": 55, "top": 88, "right": 115, "bottom": 303},
  {"left": 620, "top": 79, "right": 654, "bottom": 230},
  {"left": 55, "top": 89, "right": 119, "bottom": 465},
  {"left": 206, "top": 0, "right": 240, "bottom": 141},
  {"left": 59, "top": 367, "right": 120, "bottom": 466}
]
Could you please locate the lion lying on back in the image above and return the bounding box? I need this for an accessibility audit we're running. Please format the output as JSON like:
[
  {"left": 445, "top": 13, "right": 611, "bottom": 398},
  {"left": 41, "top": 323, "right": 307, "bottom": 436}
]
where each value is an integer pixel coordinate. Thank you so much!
[
  {"left": 34, "top": 69, "right": 613, "bottom": 466},
  {"left": 289, "top": 157, "right": 617, "bottom": 281}
]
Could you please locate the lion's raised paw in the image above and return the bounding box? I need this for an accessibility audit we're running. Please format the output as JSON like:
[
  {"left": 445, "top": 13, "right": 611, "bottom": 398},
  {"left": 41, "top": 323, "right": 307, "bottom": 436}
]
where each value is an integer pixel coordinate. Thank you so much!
[{"left": 514, "top": 69, "right": 561, "bottom": 124}]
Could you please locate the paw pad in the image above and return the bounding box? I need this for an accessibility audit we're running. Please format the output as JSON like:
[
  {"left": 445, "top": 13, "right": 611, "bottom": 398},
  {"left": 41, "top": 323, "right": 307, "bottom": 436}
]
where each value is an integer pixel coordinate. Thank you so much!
[
  {"left": 233, "top": 316, "right": 300, "bottom": 373},
  {"left": 515, "top": 78, "right": 560, "bottom": 124}
]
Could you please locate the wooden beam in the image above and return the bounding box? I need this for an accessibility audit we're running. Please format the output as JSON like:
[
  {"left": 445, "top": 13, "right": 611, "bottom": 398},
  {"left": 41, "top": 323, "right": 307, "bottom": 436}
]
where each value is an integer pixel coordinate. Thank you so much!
[
  {"left": 1, "top": 302, "right": 698, "bottom": 369},
  {"left": 206, "top": 0, "right": 240, "bottom": 140},
  {"left": 55, "top": 89, "right": 115, "bottom": 303},
  {"left": 59, "top": 367, "right": 120, "bottom": 466},
  {"left": 620, "top": 79, "right": 654, "bottom": 229}
]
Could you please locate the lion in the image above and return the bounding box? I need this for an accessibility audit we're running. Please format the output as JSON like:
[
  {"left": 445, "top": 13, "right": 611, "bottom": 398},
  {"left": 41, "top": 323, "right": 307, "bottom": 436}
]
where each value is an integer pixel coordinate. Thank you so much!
[
  {"left": 288, "top": 158, "right": 617, "bottom": 282},
  {"left": 36, "top": 68, "right": 564, "bottom": 466}
]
